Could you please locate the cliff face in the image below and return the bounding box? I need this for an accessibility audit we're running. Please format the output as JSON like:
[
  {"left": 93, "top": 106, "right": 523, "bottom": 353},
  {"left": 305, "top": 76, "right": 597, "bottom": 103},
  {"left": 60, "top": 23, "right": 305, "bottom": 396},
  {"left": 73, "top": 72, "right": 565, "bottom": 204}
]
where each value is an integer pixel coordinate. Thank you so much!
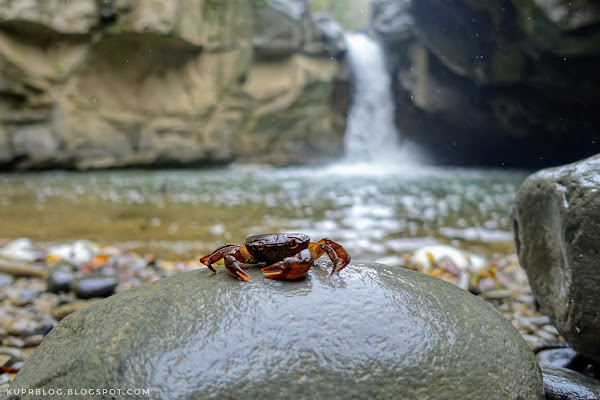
[
  {"left": 373, "top": 0, "right": 600, "bottom": 167},
  {"left": 0, "top": 0, "right": 347, "bottom": 169}
]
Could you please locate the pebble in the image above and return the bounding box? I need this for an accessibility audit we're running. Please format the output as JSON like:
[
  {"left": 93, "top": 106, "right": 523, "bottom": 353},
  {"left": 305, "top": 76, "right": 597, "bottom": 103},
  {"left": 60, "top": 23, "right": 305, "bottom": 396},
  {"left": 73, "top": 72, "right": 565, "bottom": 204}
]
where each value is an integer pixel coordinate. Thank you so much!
[
  {"left": 1, "top": 337, "right": 25, "bottom": 348},
  {"left": 537, "top": 347, "right": 579, "bottom": 369},
  {"left": 51, "top": 300, "right": 97, "bottom": 320},
  {"left": 516, "top": 317, "right": 532, "bottom": 332},
  {"left": 537, "top": 329, "right": 560, "bottom": 342},
  {"left": 6, "top": 320, "right": 39, "bottom": 337},
  {"left": 0, "top": 274, "right": 13, "bottom": 287},
  {"left": 529, "top": 316, "right": 552, "bottom": 326},
  {"left": 0, "top": 347, "right": 23, "bottom": 362},
  {"left": 7, "top": 289, "right": 39, "bottom": 306},
  {"left": 0, "top": 238, "right": 42, "bottom": 262},
  {"left": 542, "top": 325, "right": 560, "bottom": 336},
  {"left": 71, "top": 274, "right": 118, "bottom": 299},
  {"left": 46, "top": 267, "right": 75, "bottom": 293},
  {"left": 483, "top": 289, "right": 514, "bottom": 300},
  {"left": 0, "top": 259, "right": 47, "bottom": 278},
  {"left": 23, "top": 335, "right": 44, "bottom": 347},
  {"left": 0, "top": 354, "right": 10, "bottom": 367},
  {"left": 516, "top": 294, "right": 536, "bottom": 304}
]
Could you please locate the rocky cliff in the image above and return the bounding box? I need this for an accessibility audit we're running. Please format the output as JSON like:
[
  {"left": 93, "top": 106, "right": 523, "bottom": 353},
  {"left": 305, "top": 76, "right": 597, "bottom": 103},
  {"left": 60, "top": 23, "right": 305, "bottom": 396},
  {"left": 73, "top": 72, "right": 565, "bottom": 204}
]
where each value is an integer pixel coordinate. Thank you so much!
[
  {"left": 0, "top": 0, "right": 347, "bottom": 169},
  {"left": 373, "top": 0, "right": 600, "bottom": 167}
]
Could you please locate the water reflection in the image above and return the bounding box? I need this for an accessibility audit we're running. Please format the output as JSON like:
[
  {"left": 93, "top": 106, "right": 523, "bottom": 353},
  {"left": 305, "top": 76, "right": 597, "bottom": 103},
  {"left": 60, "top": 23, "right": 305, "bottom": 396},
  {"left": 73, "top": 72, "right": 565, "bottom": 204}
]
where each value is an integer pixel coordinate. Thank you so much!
[{"left": 0, "top": 164, "right": 527, "bottom": 259}]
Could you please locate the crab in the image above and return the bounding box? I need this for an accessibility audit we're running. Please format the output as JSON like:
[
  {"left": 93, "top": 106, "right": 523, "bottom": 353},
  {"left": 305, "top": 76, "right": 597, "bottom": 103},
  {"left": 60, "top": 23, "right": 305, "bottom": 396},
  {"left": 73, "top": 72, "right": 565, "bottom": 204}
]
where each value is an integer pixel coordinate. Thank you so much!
[{"left": 199, "top": 233, "right": 351, "bottom": 281}]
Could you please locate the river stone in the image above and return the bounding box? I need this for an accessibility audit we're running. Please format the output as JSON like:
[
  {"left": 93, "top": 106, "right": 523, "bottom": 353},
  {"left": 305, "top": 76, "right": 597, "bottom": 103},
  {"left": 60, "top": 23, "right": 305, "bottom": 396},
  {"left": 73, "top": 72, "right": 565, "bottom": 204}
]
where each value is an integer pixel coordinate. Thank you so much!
[
  {"left": 541, "top": 364, "right": 600, "bottom": 399},
  {"left": 70, "top": 274, "right": 118, "bottom": 299},
  {"left": 7, "top": 262, "right": 543, "bottom": 400},
  {"left": 512, "top": 154, "right": 600, "bottom": 364}
]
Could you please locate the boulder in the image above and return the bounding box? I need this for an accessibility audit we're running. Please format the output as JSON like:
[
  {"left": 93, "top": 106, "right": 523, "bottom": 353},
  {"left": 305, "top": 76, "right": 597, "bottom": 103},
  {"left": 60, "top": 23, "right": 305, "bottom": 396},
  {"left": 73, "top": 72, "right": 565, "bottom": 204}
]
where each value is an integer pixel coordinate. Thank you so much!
[
  {"left": 512, "top": 154, "right": 600, "bottom": 363},
  {"left": 541, "top": 365, "right": 600, "bottom": 399},
  {"left": 7, "top": 262, "right": 543, "bottom": 399}
]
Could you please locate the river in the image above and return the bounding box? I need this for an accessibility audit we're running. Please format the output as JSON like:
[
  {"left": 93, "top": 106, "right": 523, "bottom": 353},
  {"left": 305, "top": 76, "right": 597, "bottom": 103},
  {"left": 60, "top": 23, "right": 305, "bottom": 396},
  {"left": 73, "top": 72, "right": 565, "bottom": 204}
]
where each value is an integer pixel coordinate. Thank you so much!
[{"left": 0, "top": 164, "right": 527, "bottom": 260}]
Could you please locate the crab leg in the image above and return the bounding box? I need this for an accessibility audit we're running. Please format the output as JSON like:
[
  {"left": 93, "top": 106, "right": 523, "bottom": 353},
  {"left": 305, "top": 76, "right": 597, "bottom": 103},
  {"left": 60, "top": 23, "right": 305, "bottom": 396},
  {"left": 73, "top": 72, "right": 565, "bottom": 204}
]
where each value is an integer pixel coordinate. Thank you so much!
[
  {"left": 309, "top": 238, "right": 351, "bottom": 276},
  {"left": 261, "top": 249, "right": 314, "bottom": 280},
  {"left": 199, "top": 245, "right": 256, "bottom": 281},
  {"left": 199, "top": 244, "right": 240, "bottom": 272}
]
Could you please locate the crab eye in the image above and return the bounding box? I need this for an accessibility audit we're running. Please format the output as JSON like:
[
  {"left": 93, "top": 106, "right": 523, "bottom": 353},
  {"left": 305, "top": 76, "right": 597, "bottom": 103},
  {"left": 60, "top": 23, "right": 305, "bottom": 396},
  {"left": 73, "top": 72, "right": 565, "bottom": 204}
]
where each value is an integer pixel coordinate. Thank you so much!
[
  {"left": 287, "top": 239, "right": 299, "bottom": 249},
  {"left": 254, "top": 242, "right": 265, "bottom": 251}
]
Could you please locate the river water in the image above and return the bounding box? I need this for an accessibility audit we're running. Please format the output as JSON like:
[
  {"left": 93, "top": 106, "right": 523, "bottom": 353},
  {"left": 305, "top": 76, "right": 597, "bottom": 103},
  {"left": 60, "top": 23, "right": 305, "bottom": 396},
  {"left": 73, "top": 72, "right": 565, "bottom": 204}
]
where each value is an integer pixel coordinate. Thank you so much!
[{"left": 0, "top": 164, "right": 527, "bottom": 259}]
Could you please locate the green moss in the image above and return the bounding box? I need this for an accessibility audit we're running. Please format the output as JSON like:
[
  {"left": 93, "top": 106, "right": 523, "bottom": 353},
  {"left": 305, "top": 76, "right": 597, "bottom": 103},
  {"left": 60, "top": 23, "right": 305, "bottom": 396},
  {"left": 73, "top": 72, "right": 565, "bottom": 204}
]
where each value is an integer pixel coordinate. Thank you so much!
[{"left": 206, "top": 0, "right": 220, "bottom": 9}]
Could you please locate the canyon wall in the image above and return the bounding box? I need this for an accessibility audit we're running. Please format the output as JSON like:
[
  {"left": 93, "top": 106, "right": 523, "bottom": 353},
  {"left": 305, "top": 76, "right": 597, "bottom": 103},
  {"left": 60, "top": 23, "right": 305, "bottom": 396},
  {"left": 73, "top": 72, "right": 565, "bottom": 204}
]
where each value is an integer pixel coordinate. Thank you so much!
[
  {"left": 373, "top": 0, "right": 600, "bottom": 167},
  {"left": 0, "top": 0, "right": 347, "bottom": 169}
]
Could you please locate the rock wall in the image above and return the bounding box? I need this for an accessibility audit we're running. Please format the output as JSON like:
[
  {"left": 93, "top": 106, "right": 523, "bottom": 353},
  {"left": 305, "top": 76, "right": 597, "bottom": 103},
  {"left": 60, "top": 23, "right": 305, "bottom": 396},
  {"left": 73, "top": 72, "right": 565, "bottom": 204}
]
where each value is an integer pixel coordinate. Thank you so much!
[
  {"left": 0, "top": 0, "right": 347, "bottom": 169},
  {"left": 372, "top": 0, "right": 600, "bottom": 168}
]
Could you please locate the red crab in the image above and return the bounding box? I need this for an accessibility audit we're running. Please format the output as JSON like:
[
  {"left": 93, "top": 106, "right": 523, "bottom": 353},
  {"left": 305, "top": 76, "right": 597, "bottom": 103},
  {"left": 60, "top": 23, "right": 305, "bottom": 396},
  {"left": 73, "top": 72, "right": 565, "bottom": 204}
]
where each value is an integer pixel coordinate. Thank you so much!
[{"left": 199, "top": 233, "right": 351, "bottom": 281}]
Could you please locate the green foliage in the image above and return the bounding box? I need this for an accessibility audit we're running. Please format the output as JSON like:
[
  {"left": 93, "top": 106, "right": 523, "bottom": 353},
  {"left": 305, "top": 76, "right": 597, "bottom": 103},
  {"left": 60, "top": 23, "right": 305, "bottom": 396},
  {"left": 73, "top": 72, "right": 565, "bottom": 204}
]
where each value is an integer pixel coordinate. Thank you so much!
[
  {"left": 206, "top": 0, "right": 220, "bottom": 9},
  {"left": 309, "top": 0, "right": 371, "bottom": 30}
]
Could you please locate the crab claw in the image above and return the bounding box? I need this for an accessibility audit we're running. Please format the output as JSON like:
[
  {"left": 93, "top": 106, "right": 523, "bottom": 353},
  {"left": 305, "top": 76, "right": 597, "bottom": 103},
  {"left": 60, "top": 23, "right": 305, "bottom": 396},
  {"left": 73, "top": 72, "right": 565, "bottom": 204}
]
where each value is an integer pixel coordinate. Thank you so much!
[
  {"left": 230, "top": 266, "right": 250, "bottom": 282},
  {"left": 261, "top": 249, "right": 313, "bottom": 280},
  {"left": 199, "top": 255, "right": 217, "bottom": 273},
  {"left": 224, "top": 255, "right": 250, "bottom": 282}
]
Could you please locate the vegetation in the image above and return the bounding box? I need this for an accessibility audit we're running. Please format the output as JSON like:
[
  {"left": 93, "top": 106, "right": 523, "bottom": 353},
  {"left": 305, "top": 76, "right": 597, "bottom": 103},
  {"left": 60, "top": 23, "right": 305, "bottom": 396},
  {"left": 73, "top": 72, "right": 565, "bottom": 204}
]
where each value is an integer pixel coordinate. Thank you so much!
[{"left": 309, "top": 0, "right": 371, "bottom": 31}]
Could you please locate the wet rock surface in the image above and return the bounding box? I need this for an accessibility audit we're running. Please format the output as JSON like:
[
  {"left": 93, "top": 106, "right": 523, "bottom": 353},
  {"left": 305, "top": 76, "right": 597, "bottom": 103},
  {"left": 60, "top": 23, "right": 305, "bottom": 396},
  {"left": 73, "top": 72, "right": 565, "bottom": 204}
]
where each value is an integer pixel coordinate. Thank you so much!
[
  {"left": 6, "top": 262, "right": 543, "bottom": 400},
  {"left": 537, "top": 348, "right": 580, "bottom": 369},
  {"left": 45, "top": 267, "right": 74, "bottom": 294},
  {"left": 542, "top": 365, "right": 600, "bottom": 400},
  {"left": 373, "top": 0, "right": 600, "bottom": 167},
  {"left": 512, "top": 154, "right": 600, "bottom": 364},
  {"left": 69, "top": 274, "right": 118, "bottom": 299}
]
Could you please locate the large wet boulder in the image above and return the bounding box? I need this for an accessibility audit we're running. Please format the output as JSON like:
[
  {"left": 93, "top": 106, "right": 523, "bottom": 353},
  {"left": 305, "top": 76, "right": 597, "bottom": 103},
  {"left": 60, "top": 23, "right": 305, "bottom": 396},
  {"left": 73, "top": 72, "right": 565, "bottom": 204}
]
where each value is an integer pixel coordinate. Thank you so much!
[
  {"left": 7, "top": 261, "right": 542, "bottom": 399},
  {"left": 512, "top": 154, "right": 600, "bottom": 364}
]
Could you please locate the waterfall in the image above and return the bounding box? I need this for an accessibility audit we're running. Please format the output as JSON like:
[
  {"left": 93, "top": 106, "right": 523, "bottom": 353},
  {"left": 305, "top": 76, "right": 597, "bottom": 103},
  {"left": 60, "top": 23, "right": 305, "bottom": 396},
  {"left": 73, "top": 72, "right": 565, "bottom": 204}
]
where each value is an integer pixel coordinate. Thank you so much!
[{"left": 343, "top": 32, "right": 420, "bottom": 165}]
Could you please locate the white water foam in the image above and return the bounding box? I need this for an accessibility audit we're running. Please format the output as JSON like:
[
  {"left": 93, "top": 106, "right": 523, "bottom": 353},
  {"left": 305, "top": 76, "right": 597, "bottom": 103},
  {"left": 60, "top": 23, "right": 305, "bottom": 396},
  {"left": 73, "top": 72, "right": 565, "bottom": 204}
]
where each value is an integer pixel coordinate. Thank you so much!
[{"left": 343, "top": 32, "right": 424, "bottom": 168}]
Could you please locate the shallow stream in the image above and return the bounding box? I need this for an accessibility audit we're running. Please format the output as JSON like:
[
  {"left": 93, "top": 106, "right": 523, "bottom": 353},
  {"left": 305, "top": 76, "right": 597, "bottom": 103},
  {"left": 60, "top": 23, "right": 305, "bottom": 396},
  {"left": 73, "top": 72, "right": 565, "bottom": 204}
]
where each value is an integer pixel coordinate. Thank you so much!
[{"left": 0, "top": 163, "right": 527, "bottom": 260}]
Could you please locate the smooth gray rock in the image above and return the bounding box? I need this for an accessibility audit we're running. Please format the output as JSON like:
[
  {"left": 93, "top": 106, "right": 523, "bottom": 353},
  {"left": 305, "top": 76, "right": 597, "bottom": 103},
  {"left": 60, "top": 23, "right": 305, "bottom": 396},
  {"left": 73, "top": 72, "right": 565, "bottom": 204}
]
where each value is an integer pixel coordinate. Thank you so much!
[
  {"left": 70, "top": 274, "right": 118, "bottom": 299},
  {"left": 541, "top": 364, "right": 600, "bottom": 400},
  {"left": 7, "top": 262, "right": 543, "bottom": 400},
  {"left": 46, "top": 266, "right": 75, "bottom": 294},
  {"left": 537, "top": 347, "right": 580, "bottom": 369},
  {"left": 513, "top": 154, "right": 600, "bottom": 364}
]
